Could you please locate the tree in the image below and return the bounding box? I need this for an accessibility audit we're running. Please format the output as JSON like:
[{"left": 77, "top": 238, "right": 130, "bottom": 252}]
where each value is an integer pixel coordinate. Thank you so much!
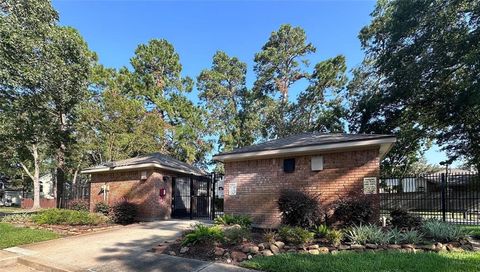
[
  {"left": 353, "top": 0, "right": 480, "bottom": 170},
  {"left": 128, "top": 39, "right": 212, "bottom": 165},
  {"left": 197, "top": 51, "right": 259, "bottom": 152},
  {"left": 254, "top": 24, "right": 348, "bottom": 139}
]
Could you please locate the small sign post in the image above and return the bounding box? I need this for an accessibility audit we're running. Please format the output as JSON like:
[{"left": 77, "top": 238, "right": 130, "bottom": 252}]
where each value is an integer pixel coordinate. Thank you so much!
[{"left": 363, "top": 177, "right": 377, "bottom": 194}]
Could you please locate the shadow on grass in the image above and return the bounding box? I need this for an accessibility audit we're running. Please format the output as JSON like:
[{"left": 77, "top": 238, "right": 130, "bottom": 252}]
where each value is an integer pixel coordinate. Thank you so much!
[{"left": 242, "top": 251, "right": 480, "bottom": 272}]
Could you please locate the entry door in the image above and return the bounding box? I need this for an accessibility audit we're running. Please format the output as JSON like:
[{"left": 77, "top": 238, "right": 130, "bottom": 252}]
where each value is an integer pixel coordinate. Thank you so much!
[{"left": 172, "top": 177, "right": 191, "bottom": 218}]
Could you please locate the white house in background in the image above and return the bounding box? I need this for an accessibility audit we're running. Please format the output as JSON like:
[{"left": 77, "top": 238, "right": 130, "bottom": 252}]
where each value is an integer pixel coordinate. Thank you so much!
[{"left": 39, "top": 173, "right": 55, "bottom": 199}]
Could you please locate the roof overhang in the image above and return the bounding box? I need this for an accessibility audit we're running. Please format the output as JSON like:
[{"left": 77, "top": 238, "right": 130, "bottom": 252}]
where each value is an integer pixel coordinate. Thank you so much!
[
  {"left": 213, "top": 137, "right": 396, "bottom": 163},
  {"left": 81, "top": 162, "right": 205, "bottom": 176}
]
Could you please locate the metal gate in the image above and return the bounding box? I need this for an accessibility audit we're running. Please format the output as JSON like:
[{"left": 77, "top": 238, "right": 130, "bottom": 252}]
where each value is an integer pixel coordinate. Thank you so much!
[
  {"left": 380, "top": 172, "right": 480, "bottom": 225},
  {"left": 172, "top": 175, "right": 215, "bottom": 219}
]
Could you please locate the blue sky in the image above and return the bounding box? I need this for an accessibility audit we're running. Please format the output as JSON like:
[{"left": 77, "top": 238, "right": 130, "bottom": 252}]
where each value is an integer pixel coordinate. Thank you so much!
[{"left": 52, "top": 0, "right": 452, "bottom": 166}]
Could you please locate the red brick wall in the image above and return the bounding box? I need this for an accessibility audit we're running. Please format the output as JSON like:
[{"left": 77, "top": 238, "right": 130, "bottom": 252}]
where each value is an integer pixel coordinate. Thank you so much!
[
  {"left": 223, "top": 148, "right": 380, "bottom": 227},
  {"left": 89, "top": 169, "right": 175, "bottom": 221},
  {"left": 21, "top": 198, "right": 56, "bottom": 209}
]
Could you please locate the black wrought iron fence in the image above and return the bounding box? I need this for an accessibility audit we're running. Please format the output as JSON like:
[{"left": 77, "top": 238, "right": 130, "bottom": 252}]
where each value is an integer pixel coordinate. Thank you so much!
[{"left": 379, "top": 172, "right": 480, "bottom": 225}]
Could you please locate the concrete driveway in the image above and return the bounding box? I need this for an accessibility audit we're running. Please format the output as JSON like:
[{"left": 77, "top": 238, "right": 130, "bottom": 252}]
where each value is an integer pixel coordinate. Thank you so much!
[{"left": 4, "top": 220, "right": 254, "bottom": 272}]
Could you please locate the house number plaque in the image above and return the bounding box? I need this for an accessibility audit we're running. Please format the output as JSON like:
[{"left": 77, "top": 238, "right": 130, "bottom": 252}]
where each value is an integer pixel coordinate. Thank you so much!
[{"left": 363, "top": 177, "right": 377, "bottom": 194}]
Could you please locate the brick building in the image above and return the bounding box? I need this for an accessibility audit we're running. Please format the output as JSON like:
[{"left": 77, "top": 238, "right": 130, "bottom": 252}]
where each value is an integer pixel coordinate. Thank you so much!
[
  {"left": 82, "top": 153, "right": 207, "bottom": 221},
  {"left": 213, "top": 133, "right": 396, "bottom": 228}
]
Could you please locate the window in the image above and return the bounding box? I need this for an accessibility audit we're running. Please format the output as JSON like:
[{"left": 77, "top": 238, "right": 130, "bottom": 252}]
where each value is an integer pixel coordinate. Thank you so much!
[
  {"left": 283, "top": 158, "right": 295, "bottom": 173},
  {"left": 311, "top": 156, "right": 324, "bottom": 171}
]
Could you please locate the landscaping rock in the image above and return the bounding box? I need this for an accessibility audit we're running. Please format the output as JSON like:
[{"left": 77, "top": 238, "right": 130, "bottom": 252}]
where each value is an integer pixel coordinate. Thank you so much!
[
  {"left": 226, "top": 258, "right": 232, "bottom": 264},
  {"left": 258, "top": 243, "right": 266, "bottom": 251},
  {"left": 180, "top": 247, "right": 189, "bottom": 254},
  {"left": 214, "top": 247, "right": 226, "bottom": 256},
  {"left": 351, "top": 244, "right": 365, "bottom": 250},
  {"left": 241, "top": 245, "right": 251, "bottom": 253},
  {"left": 274, "top": 241, "right": 285, "bottom": 249},
  {"left": 249, "top": 246, "right": 260, "bottom": 254},
  {"left": 270, "top": 244, "right": 280, "bottom": 255},
  {"left": 308, "top": 249, "right": 320, "bottom": 255},
  {"left": 338, "top": 245, "right": 350, "bottom": 250},
  {"left": 261, "top": 249, "right": 274, "bottom": 256},
  {"left": 247, "top": 254, "right": 253, "bottom": 260},
  {"left": 402, "top": 244, "right": 415, "bottom": 249},
  {"left": 231, "top": 251, "right": 248, "bottom": 262},
  {"left": 318, "top": 247, "right": 329, "bottom": 253},
  {"left": 168, "top": 251, "right": 176, "bottom": 256},
  {"left": 434, "top": 242, "right": 446, "bottom": 252},
  {"left": 308, "top": 244, "right": 319, "bottom": 250},
  {"left": 366, "top": 244, "right": 377, "bottom": 249},
  {"left": 419, "top": 244, "right": 435, "bottom": 251},
  {"left": 387, "top": 244, "right": 402, "bottom": 250}
]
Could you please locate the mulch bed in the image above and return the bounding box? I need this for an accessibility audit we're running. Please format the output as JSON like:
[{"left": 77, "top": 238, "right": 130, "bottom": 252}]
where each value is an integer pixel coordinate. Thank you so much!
[{"left": 12, "top": 222, "right": 119, "bottom": 236}]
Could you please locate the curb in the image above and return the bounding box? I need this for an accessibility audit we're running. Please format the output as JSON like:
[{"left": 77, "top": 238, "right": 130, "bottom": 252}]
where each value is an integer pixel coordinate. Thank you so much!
[{"left": 17, "top": 256, "right": 77, "bottom": 272}]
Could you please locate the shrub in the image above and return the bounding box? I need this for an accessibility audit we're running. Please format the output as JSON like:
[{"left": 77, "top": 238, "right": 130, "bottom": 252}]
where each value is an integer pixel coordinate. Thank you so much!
[
  {"left": 263, "top": 229, "right": 277, "bottom": 243},
  {"left": 277, "top": 189, "right": 324, "bottom": 228},
  {"left": 68, "top": 199, "right": 89, "bottom": 212},
  {"left": 110, "top": 200, "right": 137, "bottom": 225},
  {"left": 401, "top": 230, "right": 423, "bottom": 244},
  {"left": 387, "top": 228, "right": 403, "bottom": 244},
  {"left": 94, "top": 202, "right": 110, "bottom": 216},
  {"left": 346, "top": 224, "right": 391, "bottom": 245},
  {"left": 326, "top": 229, "right": 344, "bottom": 246},
  {"left": 278, "top": 226, "right": 314, "bottom": 245},
  {"left": 31, "top": 209, "right": 108, "bottom": 225},
  {"left": 390, "top": 209, "right": 422, "bottom": 229},
  {"left": 315, "top": 224, "right": 330, "bottom": 238},
  {"left": 182, "top": 224, "right": 224, "bottom": 246},
  {"left": 224, "top": 226, "right": 251, "bottom": 244},
  {"left": 422, "top": 220, "right": 466, "bottom": 242},
  {"left": 333, "top": 193, "right": 374, "bottom": 227},
  {"left": 214, "top": 214, "right": 252, "bottom": 228},
  {"left": 1, "top": 213, "right": 33, "bottom": 224}
]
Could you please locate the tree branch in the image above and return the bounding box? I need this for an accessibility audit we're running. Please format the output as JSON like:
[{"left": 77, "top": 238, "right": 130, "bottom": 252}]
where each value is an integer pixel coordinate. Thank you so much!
[{"left": 19, "top": 162, "right": 34, "bottom": 181}]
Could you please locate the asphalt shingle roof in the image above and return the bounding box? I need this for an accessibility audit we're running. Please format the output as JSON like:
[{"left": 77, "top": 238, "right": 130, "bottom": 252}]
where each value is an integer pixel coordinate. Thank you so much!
[
  {"left": 83, "top": 153, "right": 206, "bottom": 176},
  {"left": 215, "top": 132, "right": 395, "bottom": 156}
]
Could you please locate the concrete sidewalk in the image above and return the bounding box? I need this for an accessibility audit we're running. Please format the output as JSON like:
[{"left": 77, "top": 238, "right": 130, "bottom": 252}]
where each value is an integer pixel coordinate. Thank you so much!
[{"left": 3, "top": 220, "right": 255, "bottom": 272}]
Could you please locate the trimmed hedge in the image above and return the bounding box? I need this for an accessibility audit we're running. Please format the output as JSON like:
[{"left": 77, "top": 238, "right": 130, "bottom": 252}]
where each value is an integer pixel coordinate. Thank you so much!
[{"left": 32, "top": 209, "right": 109, "bottom": 225}]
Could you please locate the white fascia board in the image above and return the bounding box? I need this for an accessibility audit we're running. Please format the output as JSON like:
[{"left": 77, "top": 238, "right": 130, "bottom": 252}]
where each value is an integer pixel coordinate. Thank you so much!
[
  {"left": 213, "top": 137, "right": 397, "bottom": 162},
  {"left": 81, "top": 163, "right": 204, "bottom": 176}
]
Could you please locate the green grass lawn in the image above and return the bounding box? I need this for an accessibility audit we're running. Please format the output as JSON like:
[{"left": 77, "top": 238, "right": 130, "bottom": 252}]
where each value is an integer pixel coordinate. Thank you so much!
[
  {"left": 242, "top": 251, "right": 480, "bottom": 272},
  {"left": 0, "top": 223, "right": 60, "bottom": 249},
  {"left": 0, "top": 206, "right": 25, "bottom": 214}
]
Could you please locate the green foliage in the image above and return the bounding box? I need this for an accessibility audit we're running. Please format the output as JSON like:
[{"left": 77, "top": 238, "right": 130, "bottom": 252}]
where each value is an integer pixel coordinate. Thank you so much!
[
  {"left": 278, "top": 226, "right": 314, "bottom": 245},
  {"left": 278, "top": 189, "right": 324, "bottom": 228},
  {"left": 224, "top": 226, "right": 251, "bottom": 245},
  {"left": 400, "top": 230, "right": 424, "bottom": 244},
  {"left": 325, "top": 229, "right": 344, "bottom": 246},
  {"left": 350, "top": 0, "right": 480, "bottom": 170},
  {"left": 333, "top": 192, "right": 374, "bottom": 227},
  {"left": 390, "top": 209, "right": 422, "bottom": 229},
  {"left": 387, "top": 228, "right": 403, "bottom": 245},
  {"left": 346, "top": 224, "right": 390, "bottom": 245},
  {"left": 182, "top": 224, "right": 224, "bottom": 246},
  {"left": 263, "top": 229, "right": 277, "bottom": 244},
  {"left": 422, "top": 220, "right": 466, "bottom": 242},
  {"left": 68, "top": 199, "right": 89, "bottom": 212},
  {"left": 31, "top": 209, "right": 108, "bottom": 225},
  {"left": 214, "top": 214, "right": 252, "bottom": 229},
  {"left": 94, "top": 202, "right": 110, "bottom": 216},
  {"left": 110, "top": 201, "right": 137, "bottom": 225},
  {"left": 315, "top": 224, "right": 330, "bottom": 238}
]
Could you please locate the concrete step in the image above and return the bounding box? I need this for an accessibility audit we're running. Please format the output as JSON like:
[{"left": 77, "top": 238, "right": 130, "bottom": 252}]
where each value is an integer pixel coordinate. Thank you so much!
[{"left": 0, "top": 263, "right": 42, "bottom": 272}]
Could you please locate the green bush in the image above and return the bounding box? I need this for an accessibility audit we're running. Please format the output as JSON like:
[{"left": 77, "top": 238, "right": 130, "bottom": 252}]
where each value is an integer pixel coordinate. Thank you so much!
[
  {"left": 278, "top": 226, "right": 314, "bottom": 245},
  {"left": 333, "top": 193, "right": 374, "bottom": 227},
  {"left": 315, "top": 224, "right": 330, "bottom": 238},
  {"left": 387, "top": 228, "right": 403, "bottom": 244},
  {"left": 94, "top": 202, "right": 110, "bottom": 216},
  {"left": 422, "top": 220, "right": 466, "bottom": 242},
  {"left": 326, "top": 229, "right": 344, "bottom": 246},
  {"left": 182, "top": 224, "right": 224, "bottom": 246},
  {"left": 401, "top": 230, "right": 424, "bottom": 244},
  {"left": 263, "top": 229, "right": 277, "bottom": 243},
  {"left": 31, "top": 209, "right": 108, "bottom": 225},
  {"left": 68, "top": 199, "right": 89, "bottom": 212},
  {"left": 390, "top": 209, "right": 422, "bottom": 229},
  {"left": 278, "top": 189, "right": 324, "bottom": 228},
  {"left": 346, "top": 224, "right": 391, "bottom": 245},
  {"left": 110, "top": 200, "right": 137, "bottom": 225},
  {"left": 214, "top": 214, "right": 252, "bottom": 228},
  {"left": 224, "top": 226, "right": 251, "bottom": 244}
]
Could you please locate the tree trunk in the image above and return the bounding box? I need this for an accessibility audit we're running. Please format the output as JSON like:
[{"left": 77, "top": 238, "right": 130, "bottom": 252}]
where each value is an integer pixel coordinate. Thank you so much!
[
  {"left": 32, "top": 144, "right": 41, "bottom": 210},
  {"left": 56, "top": 112, "right": 67, "bottom": 208}
]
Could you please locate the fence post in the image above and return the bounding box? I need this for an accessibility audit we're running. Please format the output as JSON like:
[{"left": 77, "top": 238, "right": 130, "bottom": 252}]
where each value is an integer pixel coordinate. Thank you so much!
[
  {"left": 441, "top": 173, "right": 446, "bottom": 222},
  {"left": 190, "top": 176, "right": 193, "bottom": 220},
  {"left": 211, "top": 172, "right": 215, "bottom": 220}
]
